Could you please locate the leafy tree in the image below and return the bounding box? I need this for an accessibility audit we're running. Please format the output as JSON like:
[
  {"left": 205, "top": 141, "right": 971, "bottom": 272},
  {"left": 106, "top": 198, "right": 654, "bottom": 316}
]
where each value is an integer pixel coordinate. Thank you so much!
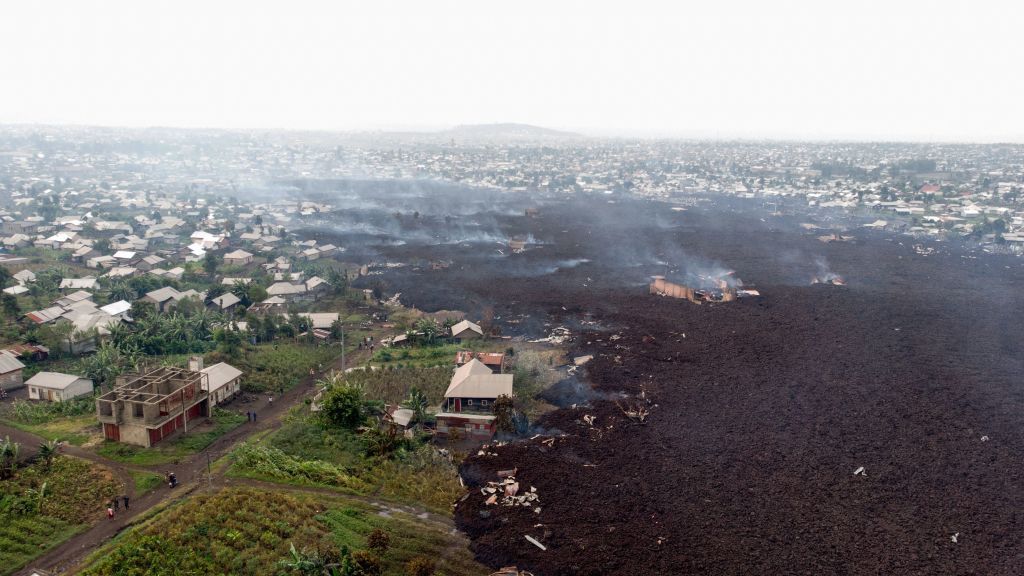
[
  {"left": 320, "top": 384, "right": 365, "bottom": 430},
  {"left": 247, "top": 283, "right": 268, "bottom": 304},
  {"left": 1, "top": 293, "right": 20, "bottom": 320},
  {"left": 203, "top": 252, "right": 220, "bottom": 276},
  {"left": 130, "top": 300, "right": 156, "bottom": 319},
  {"left": 214, "top": 327, "right": 244, "bottom": 359},
  {"left": 363, "top": 426, "right": 403, "bottom": 458},
  {"left": 205, "top": 284, "right": 227, "bottom": 302},
  {"left": 493, "top": 394, "right": 515, "bottom": 433}
]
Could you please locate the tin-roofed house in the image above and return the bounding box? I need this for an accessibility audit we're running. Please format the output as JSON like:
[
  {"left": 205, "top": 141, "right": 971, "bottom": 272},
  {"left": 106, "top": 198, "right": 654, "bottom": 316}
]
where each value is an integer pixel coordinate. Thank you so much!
[
  {"left": 450, "top": 319, "right": 485, "bottom": 341},
  {"left": 199, "top": 360, "right": 243, "bottom": 406},
  {"left": 223, "top": 249, "right": 254, "bottom": 266},
  {"left": 26, "top": 372, "right": 93, "bottom": 402},
  {"left": 436, "top": 358, "right": 513, "bottom": 438},
  {"left": 0, "top": 350, "right": 26, "bottom": 391}
]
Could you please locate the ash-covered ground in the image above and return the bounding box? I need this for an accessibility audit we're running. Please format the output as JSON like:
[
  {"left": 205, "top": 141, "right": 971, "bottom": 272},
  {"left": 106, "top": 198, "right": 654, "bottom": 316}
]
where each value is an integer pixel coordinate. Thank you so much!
[{"left": 298, "top": 181, "right": 1024, "bottom": 575}]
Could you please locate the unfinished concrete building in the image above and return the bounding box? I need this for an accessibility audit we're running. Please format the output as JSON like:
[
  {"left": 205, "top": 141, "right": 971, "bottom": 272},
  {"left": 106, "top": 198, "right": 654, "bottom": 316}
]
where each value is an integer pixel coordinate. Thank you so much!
[{"left": 96, "top": 366, "right": 210, "bottom": 447}]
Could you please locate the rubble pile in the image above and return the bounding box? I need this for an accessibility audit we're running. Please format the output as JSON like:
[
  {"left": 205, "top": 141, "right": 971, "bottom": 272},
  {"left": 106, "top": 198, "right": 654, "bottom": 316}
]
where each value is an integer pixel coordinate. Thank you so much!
[{"left": 481, "top": 474, "right": 541, "bottom": 514}]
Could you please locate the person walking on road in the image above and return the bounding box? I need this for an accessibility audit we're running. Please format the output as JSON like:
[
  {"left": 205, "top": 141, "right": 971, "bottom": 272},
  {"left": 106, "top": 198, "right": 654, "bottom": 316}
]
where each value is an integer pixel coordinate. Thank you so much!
[
  {"left": 106, "top": 504, "right": 114, "bottom": 519},
  {"left": 123, "top": 495, "right": 130, "bottom": 510}
]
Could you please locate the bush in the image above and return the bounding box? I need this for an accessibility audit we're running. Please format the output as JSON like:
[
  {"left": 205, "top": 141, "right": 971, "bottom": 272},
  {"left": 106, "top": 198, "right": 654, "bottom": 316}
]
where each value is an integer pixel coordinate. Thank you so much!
[
  {"left": 365, "top": 528, "right": 390, "bottom": 556},
  {"left": 4, "top": 397, "right": 94, "bottom": 425},
  {"left": 406, "top": 556, "right": 436, "bottom": 576},
  {"left": 230, "top": 443, "right": 367, "bottom": 492},
  {"left": 320, "top": 385, "right": 366, "bottom": 430}
]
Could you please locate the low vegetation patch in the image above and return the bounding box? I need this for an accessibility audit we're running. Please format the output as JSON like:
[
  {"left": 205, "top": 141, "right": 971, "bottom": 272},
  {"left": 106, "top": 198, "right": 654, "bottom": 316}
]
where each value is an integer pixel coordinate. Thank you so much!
[
  {"left": 223, "top": 343, "right": 339, "bottom": 393},
  {"left": 343, "top": 365, "right": 451, "bottom": 406},
  {"left": 80, "top": 486, "right": 486, "bottom": 576},
  {"left": 371, "top": 341, "right": 503, "bottom": 369},
  {"left": 0, "top": 456, "right": 120, "bottom": 576},
  {"left": 129, "top": 470, "right": 165, "bottom": 496},
  {"left": 229, "top": 416, "right": 463, "bottom": 513}
]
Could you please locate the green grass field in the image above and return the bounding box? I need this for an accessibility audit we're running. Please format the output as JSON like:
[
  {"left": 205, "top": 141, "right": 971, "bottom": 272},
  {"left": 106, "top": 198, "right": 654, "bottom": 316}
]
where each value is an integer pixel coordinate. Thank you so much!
[
  {"left": 129, "top": 470, "right": 165, "bottom": 496},
  {"left": 0, "top": 456, "right": 121, "bottom": 576},
  {"left": 227, "top": 415, "right": 463, "bottom": 513},
  {"left": 0, "top": 515, "right": 82, "bottom": 576}
]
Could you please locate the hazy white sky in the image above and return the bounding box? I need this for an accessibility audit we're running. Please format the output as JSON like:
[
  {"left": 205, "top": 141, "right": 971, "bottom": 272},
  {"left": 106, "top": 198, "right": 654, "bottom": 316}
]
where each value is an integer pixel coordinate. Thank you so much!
[{"left": 1, "top": 1, "right": 1021, "bottom": 141}]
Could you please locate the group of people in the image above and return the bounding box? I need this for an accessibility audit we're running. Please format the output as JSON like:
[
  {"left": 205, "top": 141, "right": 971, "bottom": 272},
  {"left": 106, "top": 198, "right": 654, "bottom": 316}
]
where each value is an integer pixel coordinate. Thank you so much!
[{"left": 105, "top": 494, "right": 130, "bottom": 518}]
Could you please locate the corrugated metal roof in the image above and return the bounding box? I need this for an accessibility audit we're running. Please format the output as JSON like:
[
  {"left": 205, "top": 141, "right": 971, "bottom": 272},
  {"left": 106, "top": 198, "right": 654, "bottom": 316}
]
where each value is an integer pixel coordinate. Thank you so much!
[
  {"left": 0, "top": 350, "right": 25, "bottom": 373},
  {"left": 445, "top": 359, "right": 513, "bottom": 398},
  {"left": 200, "top": 362, "right": 243, "bottom": 392},
  {"left": 26, "top": 371, "right": 87, "bottom": 390}
]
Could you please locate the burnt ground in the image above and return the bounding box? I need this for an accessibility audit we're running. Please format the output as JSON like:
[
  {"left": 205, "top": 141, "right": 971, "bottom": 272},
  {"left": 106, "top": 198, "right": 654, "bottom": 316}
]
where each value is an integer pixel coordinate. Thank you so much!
[{"left": 301, "top": 187, "right": 1024, "bottom": 575}]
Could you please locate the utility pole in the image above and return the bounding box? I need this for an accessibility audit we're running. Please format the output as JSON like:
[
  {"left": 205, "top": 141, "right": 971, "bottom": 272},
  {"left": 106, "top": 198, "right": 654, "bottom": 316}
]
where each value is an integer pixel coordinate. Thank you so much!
[{"left": 340, "top": 323, "right": 345, "bottom": 373}]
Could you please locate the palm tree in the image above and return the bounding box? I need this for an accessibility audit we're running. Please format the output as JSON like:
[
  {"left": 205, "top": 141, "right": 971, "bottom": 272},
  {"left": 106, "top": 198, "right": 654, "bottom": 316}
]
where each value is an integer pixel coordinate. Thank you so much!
[
  {"left": 315, "top": 371, "right": 345, "bottom": 391},
  {"left": 414, "top": 318, "right": 440, "bottom": 346},
  {"left": 108, "top": 281, "right": 135, "bottom": 303},
  {"left": 230, "top": 281, "right": 252, "bottom": 307},
  {"left": 1, "top": 436, "right": 20, "bottom": 479},
  {"left": 38, "top": 440, "right": 60, "bottom": 470},
  {"left": 401, "top": 387, "right": 429, "bottom": 430}
]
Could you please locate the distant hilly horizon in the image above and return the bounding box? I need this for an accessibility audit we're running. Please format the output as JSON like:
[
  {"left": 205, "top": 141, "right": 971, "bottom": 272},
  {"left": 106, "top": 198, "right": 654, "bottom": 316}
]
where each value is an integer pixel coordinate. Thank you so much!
[{"left": 5, "top": 121, "right": 1024, "bottom": 144}]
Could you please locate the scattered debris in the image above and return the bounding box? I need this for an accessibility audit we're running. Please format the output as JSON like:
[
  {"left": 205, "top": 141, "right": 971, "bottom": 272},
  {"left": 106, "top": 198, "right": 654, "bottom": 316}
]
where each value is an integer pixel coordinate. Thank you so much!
[
  {"left": 573, "top": 355, "right": 594, "bottom": 366},
  {"left": 582, "top": 414, "right": 597, "bottom": 426},
  {"left": 853, "top": 466, "right": 867, "bottom": 477},
  {"left": 482, "top": 472, "right": 542, "bottom": 512},
  {"left": 525, "top": 535, "right": 547, "bottom": 551},
  {"left": 490, "top": 567, "right": 535, "bottom": 576},
  {"left": 981, "top": 435, "right": 990, "bottom": 442},
  {"left": 951, "top": 532, "right": 960, "bottom": 544},
  {"left": 616, "top": 400, "right": 650, "bottom": 424},
  {"left": 530, "top": 326, "right": 572, "bottom": 345}
]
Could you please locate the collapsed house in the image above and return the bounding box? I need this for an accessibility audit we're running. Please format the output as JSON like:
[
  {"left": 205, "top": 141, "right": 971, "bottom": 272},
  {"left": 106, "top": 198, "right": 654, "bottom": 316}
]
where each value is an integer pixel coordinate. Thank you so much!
[{"left": 649, "top": 274, "right": 759, "bottom": 304}]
